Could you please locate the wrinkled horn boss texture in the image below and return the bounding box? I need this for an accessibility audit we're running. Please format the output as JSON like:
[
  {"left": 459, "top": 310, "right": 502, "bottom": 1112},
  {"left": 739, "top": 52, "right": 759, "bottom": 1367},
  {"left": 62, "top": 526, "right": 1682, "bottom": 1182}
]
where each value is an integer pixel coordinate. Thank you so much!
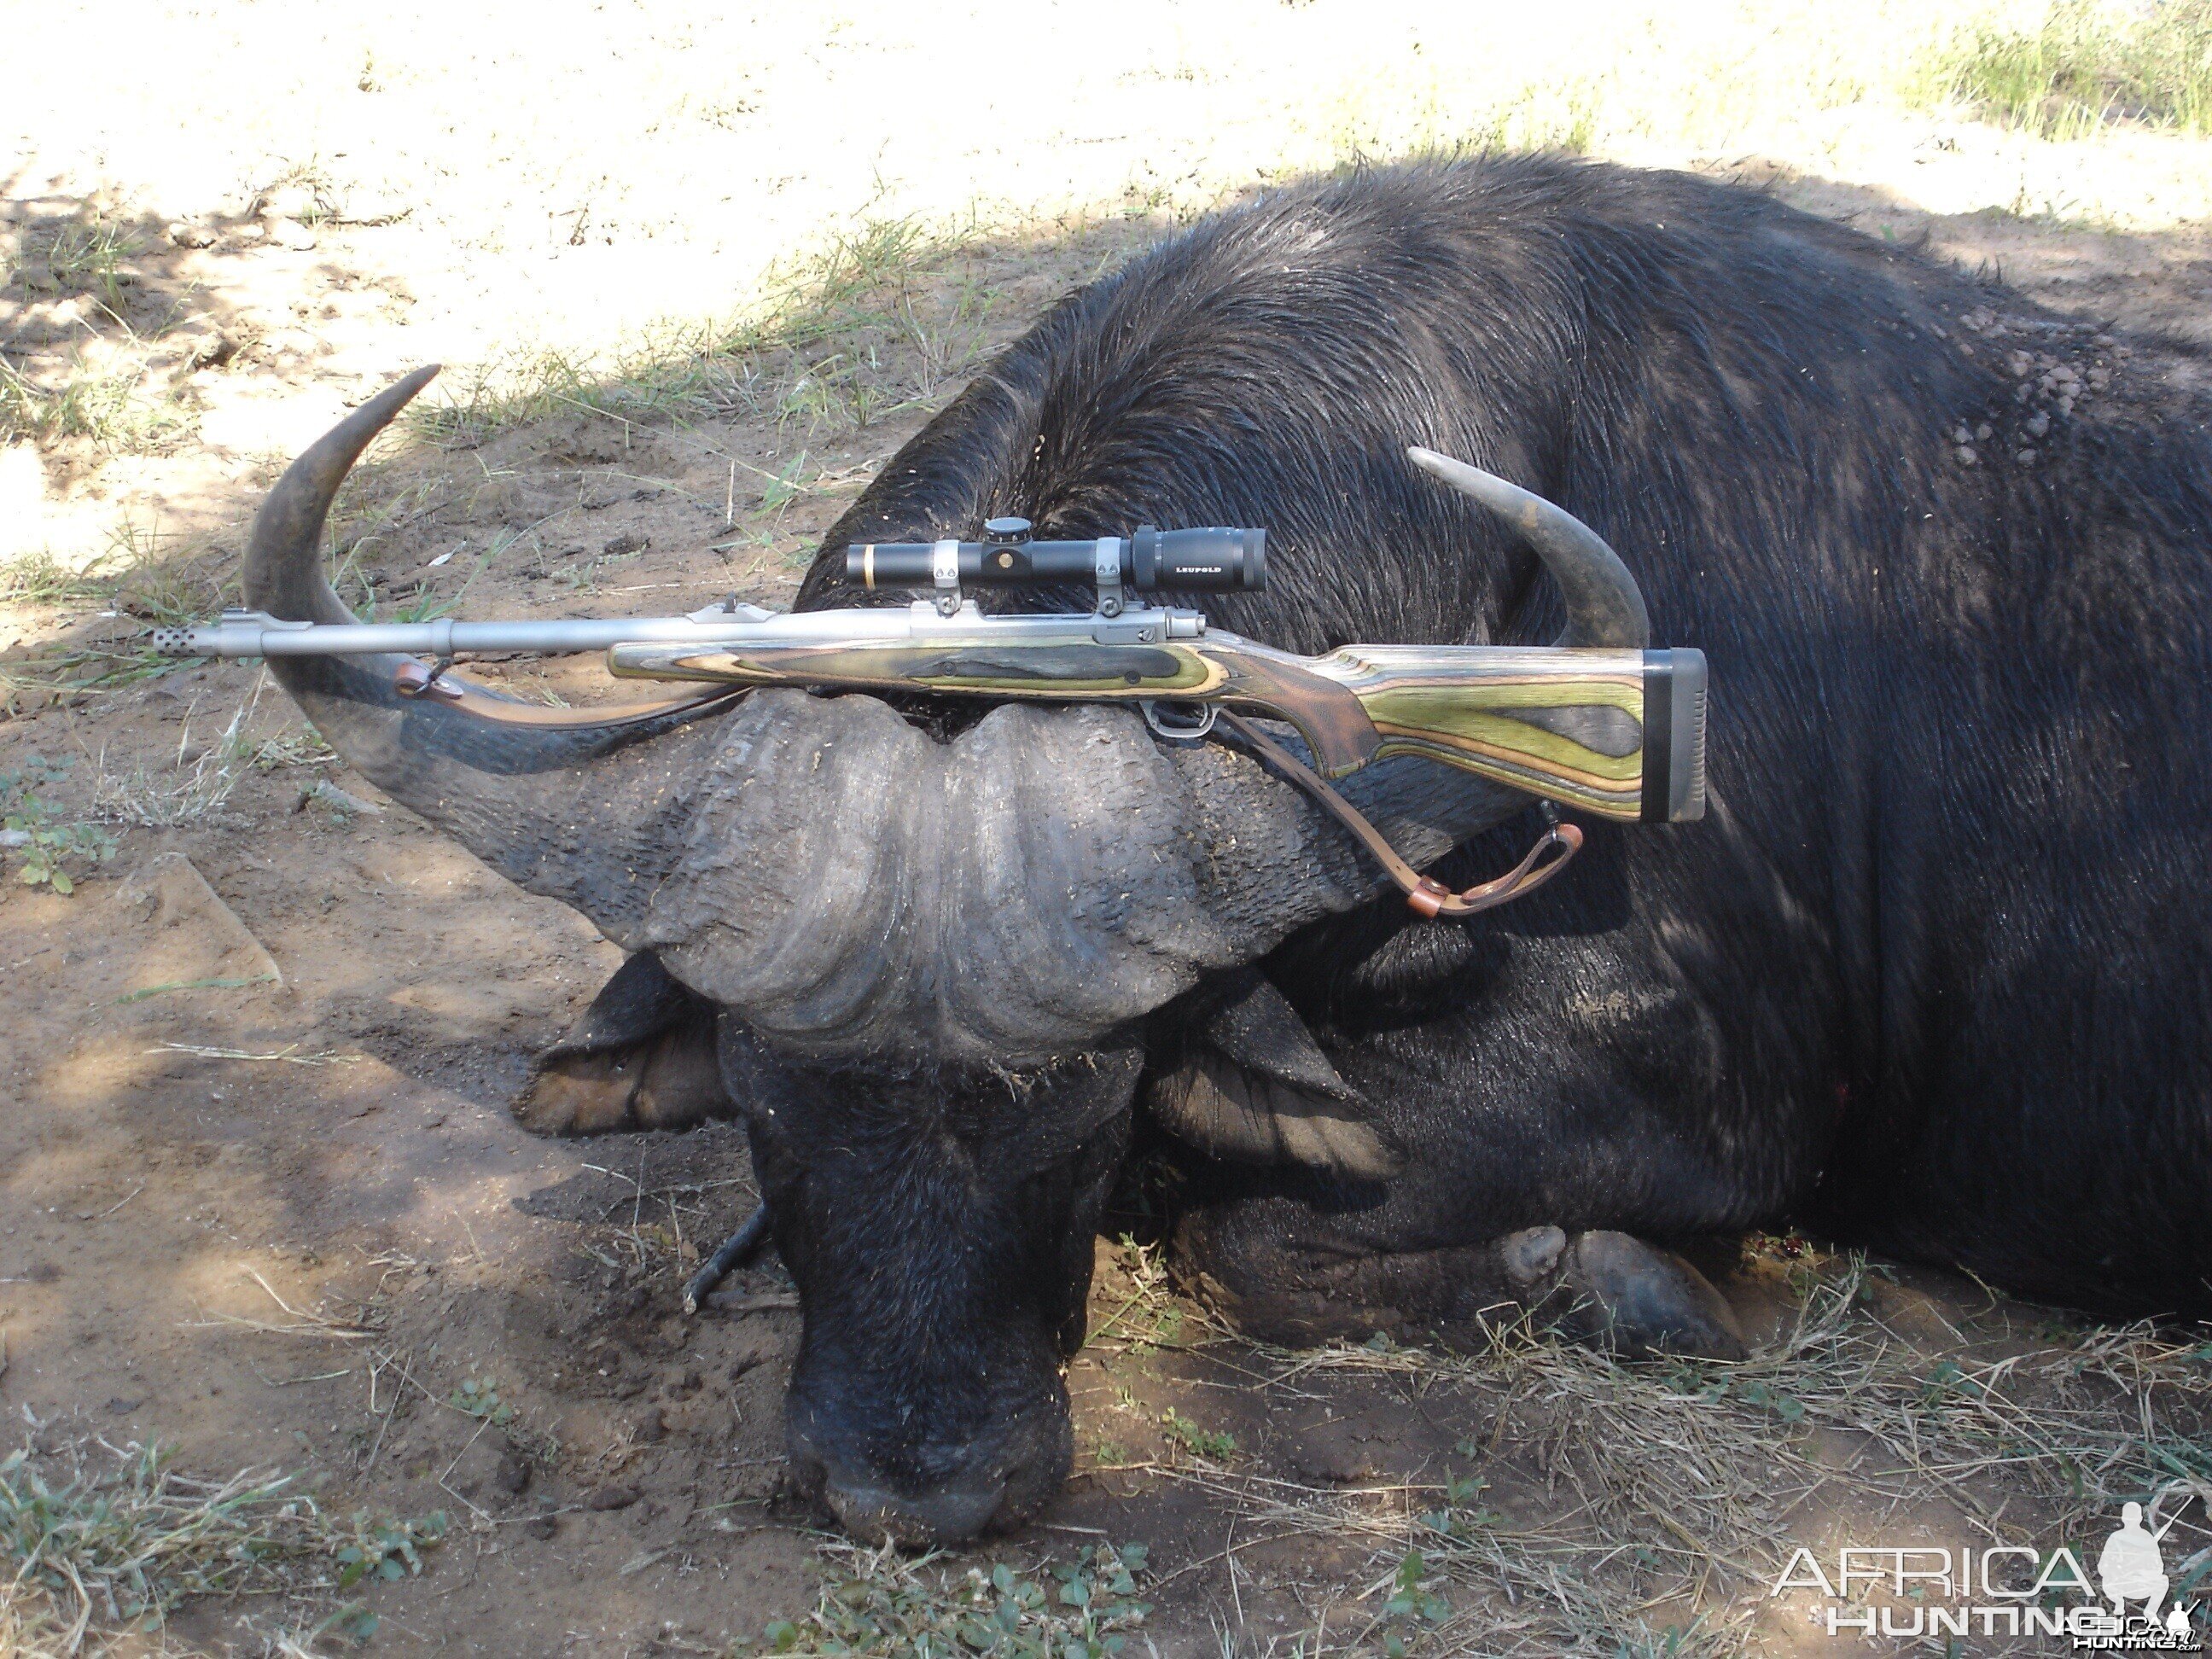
[{"left": 639, "top": 692, "right": 1243, "bottom": 1067}]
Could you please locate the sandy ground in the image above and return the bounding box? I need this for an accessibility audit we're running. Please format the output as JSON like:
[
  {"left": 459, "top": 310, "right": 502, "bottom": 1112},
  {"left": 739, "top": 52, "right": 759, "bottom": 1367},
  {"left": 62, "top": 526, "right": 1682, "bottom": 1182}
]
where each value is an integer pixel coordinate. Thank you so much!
[
  {"left": 8, "top": 0, "right": 2212, "bottom": 567},
  {"left": 6, "top": 3, "right": 2212, "bottom": 1656}
]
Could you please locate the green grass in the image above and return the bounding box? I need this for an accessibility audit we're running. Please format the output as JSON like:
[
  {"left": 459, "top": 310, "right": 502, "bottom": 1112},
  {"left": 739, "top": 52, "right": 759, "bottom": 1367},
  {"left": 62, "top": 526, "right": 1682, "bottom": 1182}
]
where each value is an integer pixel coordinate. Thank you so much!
[
  {"left": 1923, "top": 0, "right": 2212, "bottom": 137},
  {"left": 0, "top": 205, "right": 202, "bottom": 453},
  {"left": 1091, "top": 1237, "right": 1198, "bottom": 1353},
  {"left": 1, "top": 524, "right": 235, "bottom": 703},
  {"left": 412, "top": 213, "right": 1003, "bottom": 445},
  {"left": 0, "top": 521, "right": 224, "bottom": 620},
  {"left": 0, "top": 354, "right": 189, "bottom": 451},
  {"left": 0, "top": 545, "right": 104, "bottom": 608},
  {"left": 1334, "top": 74, "right": 1608, "bottom": 161},
  {"left": 45, "top": 218, "right": 140, "bottom": 310}
]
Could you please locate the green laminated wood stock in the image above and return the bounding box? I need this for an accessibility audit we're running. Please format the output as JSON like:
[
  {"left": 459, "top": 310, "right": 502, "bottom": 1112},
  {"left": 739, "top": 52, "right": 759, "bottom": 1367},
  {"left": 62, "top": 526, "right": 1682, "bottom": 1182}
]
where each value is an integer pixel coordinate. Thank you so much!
[
  {"left": 608, "top": 632, "right": 1700, "bottom": 824},
  {"left": 158, "top": 448, "right": 1707, "bottom": 840}
]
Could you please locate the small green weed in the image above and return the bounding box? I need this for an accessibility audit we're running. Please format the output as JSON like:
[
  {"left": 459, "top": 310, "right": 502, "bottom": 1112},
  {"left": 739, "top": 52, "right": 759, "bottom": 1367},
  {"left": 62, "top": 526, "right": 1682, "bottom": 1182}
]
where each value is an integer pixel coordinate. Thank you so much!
[
  {"left": 1142, "top": 1301, "right": 1186, "bottom": 1349},
  {"left": 1654, "top": 1359, "right": 1807, "bottom": 1424},
  {"left": 762, "top": 1540, "right": 1150, "bottom": 1658},
  {"left": 2, "top": 757, "right": 117, "bottom": 894},
  {"left": 332, "top": 1507, "right": 449, "bottom": 1590},
  {"left": 1378, "top": 1548, "right": 1450, "bottom": 1656},
  {"left": 1918, "top": 1358, "right": 1989, "bottom": 1407},
  {"left": 1159, "top": 1408, "right": 1235, "bottom": 1462},
  {"left": 1735, "top": 1378, "right": 1807, "bottom": 1423},
  {"left": 1093, "top": 1237, "right": 1195, "bottom": 1353},
  {"left": 1085, "top": 1434, "right": 1134, "bottom": 1470},
  {"left": 1418, "top": 1473, "right": 1499, "bottom": 1540},
  {"left": 250, "top": 725, "right": 338, "bottom": 771},
  {"left": 447, "top": 1377, "right": 516, "bottom": 1425}
]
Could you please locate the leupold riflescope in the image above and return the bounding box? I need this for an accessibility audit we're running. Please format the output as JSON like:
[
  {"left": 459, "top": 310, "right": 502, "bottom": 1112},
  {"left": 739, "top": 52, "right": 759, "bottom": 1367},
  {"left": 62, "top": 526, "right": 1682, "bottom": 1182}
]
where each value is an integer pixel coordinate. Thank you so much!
[{"left": 847, "top": 517, "right": 1267, "bottom": 592}]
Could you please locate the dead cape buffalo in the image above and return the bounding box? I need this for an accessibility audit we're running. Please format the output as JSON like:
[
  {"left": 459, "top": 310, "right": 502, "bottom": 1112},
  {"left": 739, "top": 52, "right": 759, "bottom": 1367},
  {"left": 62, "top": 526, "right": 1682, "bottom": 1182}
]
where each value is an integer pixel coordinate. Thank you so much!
[{"left": 236, "top": 155, "right": 2211, "bottom": 1545}]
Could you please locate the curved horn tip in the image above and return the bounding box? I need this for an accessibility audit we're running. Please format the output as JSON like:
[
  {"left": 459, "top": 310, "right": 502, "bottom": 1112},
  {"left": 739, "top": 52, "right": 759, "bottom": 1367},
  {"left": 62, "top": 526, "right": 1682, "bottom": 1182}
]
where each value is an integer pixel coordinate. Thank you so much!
[
  {"left": 1406, "top": 445, "right": 1524, "bottom": 513},
  {"left": 1404, "top": 444, "right": 1651, "bottom": 650},
  {"left": 352, "top": 362, "right": 444, "bottom": 435},
  {"left": 301, "top": 364, "right": 444, "bottom": 474},
  {"left": 243, "top": 364, "right": 444, "bottom": 620}
]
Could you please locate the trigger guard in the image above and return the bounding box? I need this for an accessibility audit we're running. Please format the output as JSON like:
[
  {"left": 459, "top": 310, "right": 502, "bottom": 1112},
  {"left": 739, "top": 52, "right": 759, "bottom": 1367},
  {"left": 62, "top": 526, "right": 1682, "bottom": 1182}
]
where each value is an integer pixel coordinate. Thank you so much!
[{"left": 1141, "top": 700, "right": 1218, "bottom": 742}]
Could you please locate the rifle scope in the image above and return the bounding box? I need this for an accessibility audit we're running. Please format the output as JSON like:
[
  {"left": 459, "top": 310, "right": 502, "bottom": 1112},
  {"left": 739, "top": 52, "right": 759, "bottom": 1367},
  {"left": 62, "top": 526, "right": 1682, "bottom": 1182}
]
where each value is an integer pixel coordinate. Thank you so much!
[{"left": 847, "top": 521, "right": 1266, "bottom": 594}]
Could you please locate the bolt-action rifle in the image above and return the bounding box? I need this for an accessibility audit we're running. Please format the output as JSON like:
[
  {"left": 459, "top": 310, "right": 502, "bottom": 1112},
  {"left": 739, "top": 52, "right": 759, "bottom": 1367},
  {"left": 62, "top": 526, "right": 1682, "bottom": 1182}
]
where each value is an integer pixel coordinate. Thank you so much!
[{"left": 159, "top": 449, "right": 1706, "bottom": 917}]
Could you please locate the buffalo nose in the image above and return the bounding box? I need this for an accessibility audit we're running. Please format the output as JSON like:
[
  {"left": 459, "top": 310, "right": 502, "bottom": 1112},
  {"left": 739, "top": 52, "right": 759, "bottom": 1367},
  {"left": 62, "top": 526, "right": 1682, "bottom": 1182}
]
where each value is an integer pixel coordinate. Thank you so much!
[
  {"left": 821, "top": 1476, "right": 1008, "bottom": 1547},
  {"left": 786, "top": 1398, "right": 1074, "bottom": 1546}
]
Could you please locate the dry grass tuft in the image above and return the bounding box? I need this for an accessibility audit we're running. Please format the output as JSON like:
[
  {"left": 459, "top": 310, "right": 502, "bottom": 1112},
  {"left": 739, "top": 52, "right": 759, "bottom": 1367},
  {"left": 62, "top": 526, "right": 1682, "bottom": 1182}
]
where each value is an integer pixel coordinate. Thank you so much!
[
  {"left": 89, "top": 692, "right": 260, "bottom": 829},
  {"left": 1104, "top": 1249, "right": 2212, "bottom": 1656},
  {"left": 0, "top": 1439, "right": 322, "bottom": 1654},
  {"left": 0, "top": 1583, "right": 73, "bottom": 1659}
]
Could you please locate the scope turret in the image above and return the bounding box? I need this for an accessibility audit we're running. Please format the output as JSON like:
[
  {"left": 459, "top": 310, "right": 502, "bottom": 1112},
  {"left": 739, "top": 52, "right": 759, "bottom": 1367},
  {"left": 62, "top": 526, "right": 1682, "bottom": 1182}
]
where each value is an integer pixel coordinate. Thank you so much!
[{"left": 847, "top": 525, "right": 1266, "bottom": 594}]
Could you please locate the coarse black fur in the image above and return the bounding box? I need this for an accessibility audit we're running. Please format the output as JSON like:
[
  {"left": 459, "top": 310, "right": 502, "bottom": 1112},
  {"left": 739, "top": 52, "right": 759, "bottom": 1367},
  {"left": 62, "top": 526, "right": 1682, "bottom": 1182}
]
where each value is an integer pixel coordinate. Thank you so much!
[{"left": 748, "top": 153, "right": 2212, "bottom": 1531}]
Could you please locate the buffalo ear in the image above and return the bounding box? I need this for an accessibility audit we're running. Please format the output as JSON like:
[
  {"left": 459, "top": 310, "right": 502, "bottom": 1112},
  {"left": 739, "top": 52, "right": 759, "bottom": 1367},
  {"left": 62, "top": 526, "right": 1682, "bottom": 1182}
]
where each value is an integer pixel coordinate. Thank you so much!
[
  {"left": 1147, "top": 972, "right": 1401, "bottom": 1181},
  {"left": 515, "top": 951, "right": 736, "bottom": 1137}
]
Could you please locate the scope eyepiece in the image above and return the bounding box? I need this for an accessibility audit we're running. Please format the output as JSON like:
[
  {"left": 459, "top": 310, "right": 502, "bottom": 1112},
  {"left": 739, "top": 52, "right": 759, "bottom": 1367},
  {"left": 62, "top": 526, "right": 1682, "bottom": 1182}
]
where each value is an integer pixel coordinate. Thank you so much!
[
  {"left": 1127, "top": 526, "right": 1266, "bottom": 591},
  {"left": 847, "top": 525, "right": 1266, "bottom": 594}
]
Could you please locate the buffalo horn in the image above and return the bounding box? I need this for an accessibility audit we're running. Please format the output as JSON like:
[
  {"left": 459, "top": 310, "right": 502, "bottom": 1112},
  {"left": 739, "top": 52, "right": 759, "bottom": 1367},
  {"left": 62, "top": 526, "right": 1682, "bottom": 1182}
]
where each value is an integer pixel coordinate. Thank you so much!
[
  {"left": 240, "top": 367, "right": 736, "bottom": 945},
  {"left": 244, "top": 366, "right": 444, "bottom": 625},
  {"left": 1406, "top": 447, "right": 1650, "bottom": 649}
]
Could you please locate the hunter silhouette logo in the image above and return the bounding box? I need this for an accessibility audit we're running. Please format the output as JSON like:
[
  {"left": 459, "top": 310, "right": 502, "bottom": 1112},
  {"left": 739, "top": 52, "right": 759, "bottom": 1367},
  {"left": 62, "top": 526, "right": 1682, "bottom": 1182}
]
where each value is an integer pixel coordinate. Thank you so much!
[
  {"left": 2100, "top": 1503, "right": 2180, "bottom": 1624},
  {"left": 1772, "top": 1498, "right": 2204, "bottom": 1647}
]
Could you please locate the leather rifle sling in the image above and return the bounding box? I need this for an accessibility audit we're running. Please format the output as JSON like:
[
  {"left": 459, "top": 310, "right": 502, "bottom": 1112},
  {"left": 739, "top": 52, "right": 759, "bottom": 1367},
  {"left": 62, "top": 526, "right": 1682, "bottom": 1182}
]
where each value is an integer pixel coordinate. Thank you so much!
[{"left": 1214, "top": 709, "right": 1581, "bottom": 919}]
